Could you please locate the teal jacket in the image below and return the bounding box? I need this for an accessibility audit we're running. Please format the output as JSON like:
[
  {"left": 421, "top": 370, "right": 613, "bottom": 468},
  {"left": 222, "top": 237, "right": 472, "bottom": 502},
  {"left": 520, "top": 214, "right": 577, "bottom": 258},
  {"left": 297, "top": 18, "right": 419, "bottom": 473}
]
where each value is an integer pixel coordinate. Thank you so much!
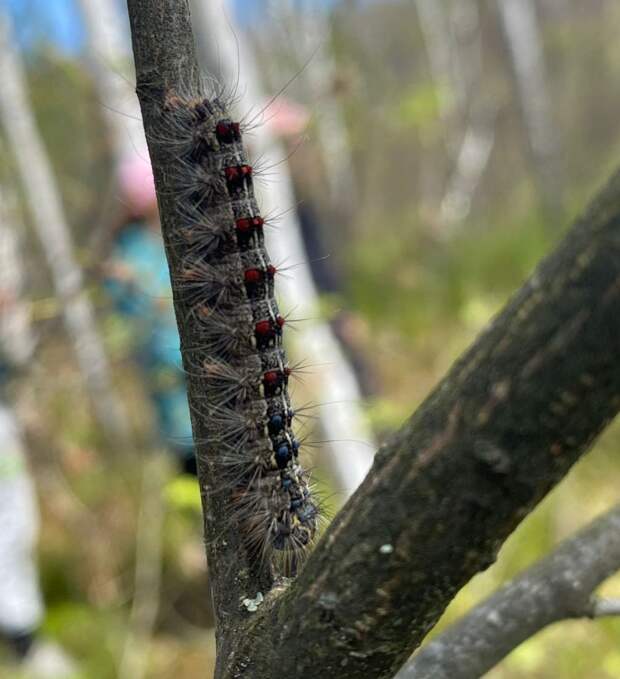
[{"left": 105, "top": 223, "right": 193, "bottom": 456}]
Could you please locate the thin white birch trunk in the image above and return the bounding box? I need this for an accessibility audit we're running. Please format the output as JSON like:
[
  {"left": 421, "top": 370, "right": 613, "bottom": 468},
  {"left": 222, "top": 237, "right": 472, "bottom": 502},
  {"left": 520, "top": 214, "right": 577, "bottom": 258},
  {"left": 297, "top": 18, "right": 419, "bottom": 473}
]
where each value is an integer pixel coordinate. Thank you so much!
[
  {"left": 0, "top": 13, "right": 128, "bottom": 439},
  {"left": 439, "top": 107, "right": 496, "bottom": 228},
  {"left": 498, "top": 0, "right": 561, "bottom": 209},
  {"left": 270, "top": 0, "right": 357, "bottom": 213},
  {"left": 447, "top": 0, "right": 481, "bottom": 114},
  {"left": 0, "top": 183, "right": 45, "bottom": 638},
  {"left": 438, "top": 0, "right": 497, "bottom": 229},
  {"left": 191, "top": 0, "right": 376, "bottom": 500},
  {"left": 540, "top": 0, "right": 571, "bottom": 21},
  {"left": 413, "top": 0, "right": 461, "bottom": 150},
  {"left": 76, "top": 0, "right": 147, "bottom": 166},
  {"left": 0, "top": 182, "right": 36, "bottom": 368},
  {"left": 414, "top": 0, "right": 496, "bottom": 231}
]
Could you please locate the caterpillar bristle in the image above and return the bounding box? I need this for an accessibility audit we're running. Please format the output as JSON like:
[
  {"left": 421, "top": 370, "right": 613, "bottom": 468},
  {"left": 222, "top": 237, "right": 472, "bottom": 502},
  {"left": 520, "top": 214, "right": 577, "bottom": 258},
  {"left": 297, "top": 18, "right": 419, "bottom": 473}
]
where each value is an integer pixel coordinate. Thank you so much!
[{"left": 162, "top": 86, "right": 321, "bottom": 577}]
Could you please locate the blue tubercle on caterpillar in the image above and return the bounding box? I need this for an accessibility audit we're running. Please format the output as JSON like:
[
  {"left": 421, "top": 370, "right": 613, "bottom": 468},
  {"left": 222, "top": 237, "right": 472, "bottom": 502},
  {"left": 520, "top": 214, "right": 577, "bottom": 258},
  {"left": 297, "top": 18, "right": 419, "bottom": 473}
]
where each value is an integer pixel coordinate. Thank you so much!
[{"left": 162, "top": 91, "right": 320, "bottom": 576}]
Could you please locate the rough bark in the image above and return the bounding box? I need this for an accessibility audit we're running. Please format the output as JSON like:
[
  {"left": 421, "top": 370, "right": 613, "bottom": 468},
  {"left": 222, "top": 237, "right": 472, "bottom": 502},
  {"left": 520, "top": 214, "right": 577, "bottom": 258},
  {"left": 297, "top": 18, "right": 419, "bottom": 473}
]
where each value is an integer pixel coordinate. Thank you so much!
[
  {"left": 125, "top": 4, "right": 248, "bottom": 673},
  {"left": 399, "top": 503, "right": 620, "bottom": 678},
  {"left": 0, "top": 12, "right": 129, "bottom": 440},
  {"left": 126, "top": 1, "right": 620, "bottom": 677}
]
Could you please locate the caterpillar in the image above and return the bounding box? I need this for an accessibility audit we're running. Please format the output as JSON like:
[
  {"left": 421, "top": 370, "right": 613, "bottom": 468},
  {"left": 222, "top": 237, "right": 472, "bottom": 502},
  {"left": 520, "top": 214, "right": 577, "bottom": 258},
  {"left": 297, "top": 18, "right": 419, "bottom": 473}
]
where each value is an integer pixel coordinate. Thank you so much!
[{"left": 162, "top": 91, "right": 320, "bottom": 576}]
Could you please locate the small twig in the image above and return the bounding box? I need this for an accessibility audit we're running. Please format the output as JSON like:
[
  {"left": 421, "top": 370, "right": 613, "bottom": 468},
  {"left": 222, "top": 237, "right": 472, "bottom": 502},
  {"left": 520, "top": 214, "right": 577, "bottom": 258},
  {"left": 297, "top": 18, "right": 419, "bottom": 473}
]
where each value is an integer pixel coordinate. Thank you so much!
[
  {"left": 398, "top": 503, "right": 620, "bottom": 679},
  {"left": 591, "top": 597, "right": 620, "bottom": 619}
]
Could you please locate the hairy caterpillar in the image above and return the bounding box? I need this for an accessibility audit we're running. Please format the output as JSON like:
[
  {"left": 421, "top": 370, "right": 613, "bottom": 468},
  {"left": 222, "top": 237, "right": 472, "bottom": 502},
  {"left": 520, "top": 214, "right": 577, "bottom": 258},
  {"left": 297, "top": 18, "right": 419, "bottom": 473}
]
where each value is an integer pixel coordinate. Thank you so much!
[{"left": 162, "top": 91, "right": 320, "bottom": 575}]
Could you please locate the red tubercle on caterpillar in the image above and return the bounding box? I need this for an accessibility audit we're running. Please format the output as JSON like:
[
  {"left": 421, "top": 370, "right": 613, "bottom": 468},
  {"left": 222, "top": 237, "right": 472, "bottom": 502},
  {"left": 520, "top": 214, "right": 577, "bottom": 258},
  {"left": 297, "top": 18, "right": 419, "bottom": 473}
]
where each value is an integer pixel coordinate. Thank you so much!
[
  {"left": 224, "top": 165, "right": 253, "bottom": 197},
  {"left": 263, "top": 368, "right": 289, "bottom": 383},
  {"left": 263, "top": 369, "right": 287, "bottom": 388},
  {"left": 244, "top": 265, "right": 278, "bottom": 285},
  {"left": 262, "top": 367, "right": 293, "bottom": 397},
  {"left": 224, "top": 164, "right": 252, "bottom": 182},
  {"left": 235, "top": 216, "right": 265, "bottom": 250},
  {"left": 215, "top": 120, "right": 241, "bottom": 144},
  {"left": 255, "top": 319, "right": 273, "bottom": 336},
  {"left": 224, "top": 166, "right": 238, "bottom": 182},
  {"left": 254, "top": 315, "right": 285, "bottom": 348},
  {"left": 244, "top": 268, "right": 262, "bottom": 284},
  {"left": 235, "top": 216, "right": 264, "bottom": 233},
  {"left": 255, "top": 316, "right": 285, "bottom": 333}
]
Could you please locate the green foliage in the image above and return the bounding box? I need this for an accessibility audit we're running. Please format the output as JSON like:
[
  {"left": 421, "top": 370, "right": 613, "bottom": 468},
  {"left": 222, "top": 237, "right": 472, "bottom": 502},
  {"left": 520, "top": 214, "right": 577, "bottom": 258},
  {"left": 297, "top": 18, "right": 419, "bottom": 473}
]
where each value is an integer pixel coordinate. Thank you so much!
[
  {"left": 44, "top": 604, "right": 122, "bottom": 679},
  {"left": 4, "top": 2, "right": 620, "bottom": 677},
  {"left": 349, "top": 206, "right": 554, "bottom": 341},
  {"left": 395, "top": 82, "right": 444, "bottom": 143}
]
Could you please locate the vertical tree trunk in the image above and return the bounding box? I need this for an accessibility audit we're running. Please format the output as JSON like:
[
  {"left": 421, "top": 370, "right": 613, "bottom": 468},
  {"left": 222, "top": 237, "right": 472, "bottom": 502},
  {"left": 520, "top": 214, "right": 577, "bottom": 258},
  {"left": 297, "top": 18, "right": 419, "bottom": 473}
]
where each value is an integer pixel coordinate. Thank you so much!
[
  {"left": 438, "top": 0, "right": 496, "bottom": 229},
  {"left": 498, "top": 0, "right": 562, "bottom": 214},
  {"left": 76, "top": 0, "right": 147, "bottom": 166},
  {"left": 414, "top": 0, "right": 461, "bottom": 150},
  {"left": 414, "top": 0, "right": 496, "bottom": 231},
  {"left": 268, "top": 0, "right": 358, "bottom": 215},
  {"left": 0, "top": 13, "right": 128, "bottom": 440},
  {"left": 439, "top": 109, "right": 496, "bottom": 228},
  {"left": 0, "top": 180, "right": 36, "bottom": 368},
  {"left": 0, "top": 179, "right": 45, "bottom": 642},
  {"left": 190, "top": 0, "right": 376, "bottom": 499}
]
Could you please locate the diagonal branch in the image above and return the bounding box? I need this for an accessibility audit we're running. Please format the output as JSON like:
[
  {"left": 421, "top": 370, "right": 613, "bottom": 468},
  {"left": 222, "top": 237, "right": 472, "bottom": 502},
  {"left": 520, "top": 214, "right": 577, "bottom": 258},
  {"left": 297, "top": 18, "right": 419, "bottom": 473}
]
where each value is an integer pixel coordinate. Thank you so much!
[
  {"left": 126, "top": 1, "right": 620, "bottom": 677},
  {"left": 399, "top": 503, "right": 620, "bottom": 679}
]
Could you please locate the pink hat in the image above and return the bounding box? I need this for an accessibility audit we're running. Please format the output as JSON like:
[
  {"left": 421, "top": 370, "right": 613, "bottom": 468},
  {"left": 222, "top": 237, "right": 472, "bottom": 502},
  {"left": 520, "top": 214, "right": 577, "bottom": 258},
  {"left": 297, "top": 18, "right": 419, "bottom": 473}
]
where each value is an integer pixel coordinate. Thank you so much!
[
  {"left": 263, "top": 97, "right": 310, "bottom": 137},
  {"left": 118, "top": 155, "right": 157, "bottom": 216}
]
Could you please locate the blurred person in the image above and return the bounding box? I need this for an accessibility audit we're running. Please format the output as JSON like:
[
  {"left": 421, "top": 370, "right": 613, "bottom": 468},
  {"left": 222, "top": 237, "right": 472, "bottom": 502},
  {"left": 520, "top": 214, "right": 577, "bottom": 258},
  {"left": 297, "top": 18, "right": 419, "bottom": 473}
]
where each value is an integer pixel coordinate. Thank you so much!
[
  {"left": 267, "top": 97, "right": 379, "bottom": 397},
  {"left": 295, "top": 202, "right": 378, "bottom": 397},
  {"left": 0, "top": 220, "right": 76, "bottom": 678},
  {"left": 104, "top": 157, "right": 196, "bottom": 474}
]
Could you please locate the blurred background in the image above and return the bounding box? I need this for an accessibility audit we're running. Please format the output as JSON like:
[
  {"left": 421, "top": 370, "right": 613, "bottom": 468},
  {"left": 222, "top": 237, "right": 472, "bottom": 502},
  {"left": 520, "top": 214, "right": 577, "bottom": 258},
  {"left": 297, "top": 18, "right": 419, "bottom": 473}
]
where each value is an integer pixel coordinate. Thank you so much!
[{"left": 0, "top": 0, "right": 620, "bottom": 677}]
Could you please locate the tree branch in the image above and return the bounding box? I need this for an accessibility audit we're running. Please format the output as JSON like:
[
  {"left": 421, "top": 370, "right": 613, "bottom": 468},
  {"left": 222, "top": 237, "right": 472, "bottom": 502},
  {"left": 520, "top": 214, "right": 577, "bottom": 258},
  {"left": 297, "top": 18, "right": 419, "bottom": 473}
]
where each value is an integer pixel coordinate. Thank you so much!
[
  {"left": 124, "top": 3, "right": 253, "bottom": 672},
  {"left": 592, "top": 597, "right": 620, "bottom": 618},
  {"left": 126, "top": 1, "right": 620, "bottom": 677},
  {"left": 399, "top": 503, "right": 620, "bottom": 678}
]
